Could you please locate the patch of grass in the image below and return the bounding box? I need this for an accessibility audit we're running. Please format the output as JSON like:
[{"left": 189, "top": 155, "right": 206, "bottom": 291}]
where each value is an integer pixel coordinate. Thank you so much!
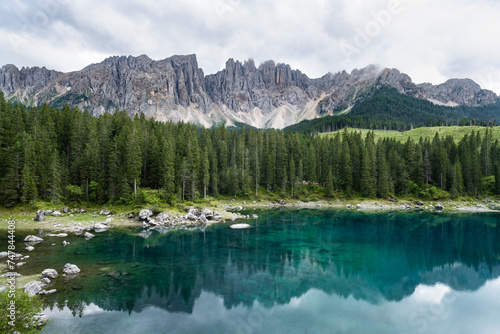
[{"left": 319, "top": 126, "right": 500, "bottom": 143}]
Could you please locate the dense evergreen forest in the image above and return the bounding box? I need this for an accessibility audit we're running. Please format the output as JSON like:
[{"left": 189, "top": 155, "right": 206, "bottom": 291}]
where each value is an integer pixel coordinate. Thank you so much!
[
  {"left": 1, "top": 91, "right": 500, "bottom": 208},
  {"left": 285, "top": 86, "right": 500, "bottom": 134}
]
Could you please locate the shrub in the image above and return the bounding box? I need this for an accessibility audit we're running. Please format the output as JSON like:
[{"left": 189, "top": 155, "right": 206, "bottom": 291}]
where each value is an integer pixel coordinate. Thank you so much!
[{"left": 0, "top": 289, "right": 46, "bottom": 334}]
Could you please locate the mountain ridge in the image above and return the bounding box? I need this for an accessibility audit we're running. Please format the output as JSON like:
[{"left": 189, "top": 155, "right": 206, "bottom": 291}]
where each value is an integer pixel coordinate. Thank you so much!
[{"left": 0, "top": 54, "right": 497, "bottom": 128}]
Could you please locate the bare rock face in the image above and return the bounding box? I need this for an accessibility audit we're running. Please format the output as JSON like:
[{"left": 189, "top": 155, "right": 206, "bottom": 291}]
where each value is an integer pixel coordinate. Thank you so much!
[
  {"left": 1, "top": 55, "right": 497, "bottom": 129},
  {"left": 419, "top": 79, "right": 497, "bottom": 106},
  {"left": 205, "top": 58, "right": 313, "bottom": 115}
]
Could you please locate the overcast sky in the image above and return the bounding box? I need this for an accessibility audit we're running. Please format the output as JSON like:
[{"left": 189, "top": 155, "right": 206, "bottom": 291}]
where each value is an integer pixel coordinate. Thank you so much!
[{"left": 1, "top": 0, "right": 500, "bottom": 92}]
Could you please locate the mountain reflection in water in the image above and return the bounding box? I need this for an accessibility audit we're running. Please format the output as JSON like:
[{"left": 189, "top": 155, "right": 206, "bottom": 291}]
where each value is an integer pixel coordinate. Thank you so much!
[{"left": 32, "top": 209, "right": 500, "bottom": 333}]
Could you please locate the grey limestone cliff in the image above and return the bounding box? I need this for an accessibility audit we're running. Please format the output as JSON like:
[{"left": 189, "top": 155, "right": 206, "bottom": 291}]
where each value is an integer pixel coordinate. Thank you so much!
[{"left": 0, "top": 55, "right": 497, "bottom": 128}]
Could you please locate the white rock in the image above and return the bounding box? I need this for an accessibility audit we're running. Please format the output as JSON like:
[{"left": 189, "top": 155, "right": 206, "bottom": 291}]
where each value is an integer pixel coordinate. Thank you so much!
[
  {"left": 63, "top": 263, "right": 80, "bottom": 275},
  {"left": 230, "top": 223, "right": 252, "bottom": 230},
  {"left": 38, "top": 289, "right": 57, "bottom": 295},
  {"left": 84, "top": 232, "right": 95, "bottom": 239},
  {"left": 23, "top": 281, "right": 42, "bottom": 297},
  {"left": 41, "top": 269, "right": 58, "bottom": 279},
  {"left": 0, "top": 272, "right": 21, "bottom": 278},
  {"left": 24, "top": 235, "right": 43, "bottom": 243},
  {"left": 139, "top": 209, "right": 153, "bottom": 220},
  {"left": 94, "top": 223, "right": 110, "bottom": 232},
  {"left": 47, "top": 233, "right": 68, "bottom": 237}
]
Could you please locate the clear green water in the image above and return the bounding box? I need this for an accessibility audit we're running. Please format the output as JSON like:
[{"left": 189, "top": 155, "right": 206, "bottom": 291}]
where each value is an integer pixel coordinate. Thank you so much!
[{"left": 3, "top": 209, "right": 500, "bottom": 334}]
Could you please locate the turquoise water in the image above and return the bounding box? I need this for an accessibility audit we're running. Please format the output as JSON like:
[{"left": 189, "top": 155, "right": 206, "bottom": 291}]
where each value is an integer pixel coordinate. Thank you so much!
[{"left": 4, "top": 209, "right": 500, "bottom": 333}]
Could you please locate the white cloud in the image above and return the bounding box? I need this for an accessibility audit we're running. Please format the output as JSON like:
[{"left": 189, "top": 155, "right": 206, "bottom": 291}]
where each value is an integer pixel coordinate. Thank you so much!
[{"left": 0, "top": 0, "right": 499, "bottom": 92}]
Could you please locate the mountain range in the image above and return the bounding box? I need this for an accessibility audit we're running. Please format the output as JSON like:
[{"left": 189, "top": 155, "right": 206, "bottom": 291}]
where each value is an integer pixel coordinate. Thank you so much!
[{"left": 0, "top": 54, "right": 497, "bottom": 129}]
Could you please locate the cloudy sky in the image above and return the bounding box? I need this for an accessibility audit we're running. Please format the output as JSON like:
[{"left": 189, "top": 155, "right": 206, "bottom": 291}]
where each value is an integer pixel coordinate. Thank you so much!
[{"left": 1, "top": 0, "right": 500, "bottom": 92}]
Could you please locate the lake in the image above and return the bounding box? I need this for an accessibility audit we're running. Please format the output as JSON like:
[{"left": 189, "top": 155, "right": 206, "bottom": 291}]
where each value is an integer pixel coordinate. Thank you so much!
[{"left": 4, "top": 209, "right": 500, "bottom": 333}]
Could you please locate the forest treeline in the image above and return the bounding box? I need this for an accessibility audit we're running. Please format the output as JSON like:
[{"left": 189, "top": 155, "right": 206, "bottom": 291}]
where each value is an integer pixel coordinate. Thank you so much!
[
  {"left": 285, "top": 86, "right": 500, "bottom": 134},
  {"left": 1, "top": 91, "right": 500, "bottom": 207}
]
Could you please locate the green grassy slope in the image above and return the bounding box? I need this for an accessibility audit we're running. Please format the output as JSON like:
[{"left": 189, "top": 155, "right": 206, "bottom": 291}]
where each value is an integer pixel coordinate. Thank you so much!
[{"left": 318, "top": 126, "right": 500, "bottom": 142}]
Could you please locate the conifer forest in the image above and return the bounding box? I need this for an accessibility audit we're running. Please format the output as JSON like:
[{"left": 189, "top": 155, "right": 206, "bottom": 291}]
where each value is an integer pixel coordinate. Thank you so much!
[{"left": 1, "top": 91, "right": 500, "bottom": 208}]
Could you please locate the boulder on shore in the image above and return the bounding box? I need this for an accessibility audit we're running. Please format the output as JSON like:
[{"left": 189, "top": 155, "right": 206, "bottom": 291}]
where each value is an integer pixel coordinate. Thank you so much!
[
  {"left": 23, "top": 281, "right": 42, "bottom": 297},
  {"left": 139, "top": 209, "right": 153, "bottom": 220},
  {"left": 156, "top": 212, "right": 170, "bottom": 223},
  {"left": 435, "top": 204, "right": 444, "bottom": 211},
  {"left": 94, "top": 223, "right": 110, "bottom": 232},
  {"left": 35, "top": 210, "right": 45, "bottom": 221},
  {"left": 84, "top": 232, "right": 95, "bottom": 239},
  {"left": 100, "top": 209, "right": 111, "bottom": 215}
]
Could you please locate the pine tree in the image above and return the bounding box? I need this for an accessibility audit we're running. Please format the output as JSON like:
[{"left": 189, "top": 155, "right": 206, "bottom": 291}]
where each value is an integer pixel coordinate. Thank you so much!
[
  {"left": 360, "top": 147, "right": 374, "bottom": 197},
  {"left": 423, "top": 150, "right": 431, "bottom": 184},
  {"left": 21, "top": 164, "right": 37, "bottom": 204},
  {"left": 180, "top": 158, "right": 190, "bottom": 201},
  {"left": 160, "top": 135, "right": 175, "bottom": 203},
  {"left": 376, "top": 143, "right": 389, "bottom": 198},
  {"left": 48, "top": 150, "right": 62, "bottom": 204},
  {"left": 289, "top": 157, "right": 296, "bottom": 197},
  {"left": 297, "top": 159, "right": 304, "bottom": 195},
  {"left": 326, "top": 169, "right": 334, "bottom": 198},
  {"left": 340, "top": 141, "right": 353, "bottom": 195}
]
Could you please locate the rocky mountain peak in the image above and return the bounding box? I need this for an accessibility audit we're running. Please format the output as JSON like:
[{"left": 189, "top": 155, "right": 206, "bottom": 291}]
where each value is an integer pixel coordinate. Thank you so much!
[
  {"left": 419, "top": 78, "right": 497, "bottom": 106},
  {"left": 0, "top": 55, "right": 497, "bottom": 129}
]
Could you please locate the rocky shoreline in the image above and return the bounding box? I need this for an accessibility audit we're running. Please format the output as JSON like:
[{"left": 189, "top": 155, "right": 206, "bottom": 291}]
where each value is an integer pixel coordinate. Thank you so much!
[{"left": 1, "top": 198, "right": 500, "bottom": 233}]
